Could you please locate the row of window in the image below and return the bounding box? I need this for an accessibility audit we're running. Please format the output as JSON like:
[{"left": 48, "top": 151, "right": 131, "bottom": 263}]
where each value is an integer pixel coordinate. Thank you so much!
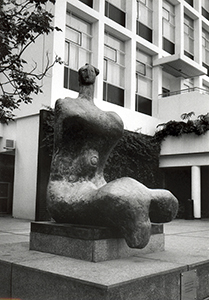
[
  {"left": 64, "top": 12, "right": 153, "bottom": 115},
  {"left": 77, "top": 0, "right": 209, "bottom": 67},
  {"left": 80, "top": 0, "right": 209, "bottom": 20},
  {"left": 64, "top": 8, "right": 209, "bottom": 115},
  {"left": 163, "top": 1, "right": 195, "bottom": 60},
  {"left": 142, "top": 0, "right": 209, "bottom": 68},
  {"left": 79, "top": 0, "right": 209, "bottom": 52},
  {"left": 137, "top": 0, "right": 209, "bottom": 62}
]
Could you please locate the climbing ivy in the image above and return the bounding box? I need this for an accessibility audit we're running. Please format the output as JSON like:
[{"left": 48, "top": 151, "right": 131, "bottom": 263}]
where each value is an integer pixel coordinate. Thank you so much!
[
  {"left": 104, "top": 131, "right": 163, "bottom": 188},
  {"left": 155, "top": 112, "right": 209, "bottom": 141}
]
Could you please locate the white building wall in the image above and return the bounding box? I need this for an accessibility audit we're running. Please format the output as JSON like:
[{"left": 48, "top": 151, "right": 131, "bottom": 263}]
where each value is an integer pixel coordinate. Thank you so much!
[
  {"left": 160, "top": 133, "right": 209, "bottom": 168},
  {"left": 158, "top": 92, "right": 209, "bottom": 122},
  {"left": 161, "top": 132, "right": 209, "bottom": 156},
  {"left": 0, "top": 122, "right": 16, "bottom": 153},
  {"left": 12, "top": 115, "right": 39, "bottom": 220},
  {"left": 160, "top": 153, "right": 209, "bottom": 168},
  {"left": 94, "top": 99, "right": 159, "bottom": 135}
]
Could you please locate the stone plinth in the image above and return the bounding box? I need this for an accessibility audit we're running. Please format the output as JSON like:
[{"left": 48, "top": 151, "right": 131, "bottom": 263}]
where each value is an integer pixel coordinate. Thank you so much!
[{"left": 30, "top": 222, "right": 164, "bottom": 262}]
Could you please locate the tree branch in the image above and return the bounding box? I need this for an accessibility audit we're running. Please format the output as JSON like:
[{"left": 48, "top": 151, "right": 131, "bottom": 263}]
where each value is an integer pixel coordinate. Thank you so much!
[
  {"left": 18, "top": 33, "right": 42, "bottom": 59},
  {"left": 0, "top": 0, "right": 61, "bottom": 123}
]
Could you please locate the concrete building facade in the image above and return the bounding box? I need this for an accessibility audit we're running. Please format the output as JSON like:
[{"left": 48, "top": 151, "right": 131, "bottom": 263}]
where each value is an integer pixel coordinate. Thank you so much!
[{"left": 0, "top": 0, "right": 209, "bottom": 220}]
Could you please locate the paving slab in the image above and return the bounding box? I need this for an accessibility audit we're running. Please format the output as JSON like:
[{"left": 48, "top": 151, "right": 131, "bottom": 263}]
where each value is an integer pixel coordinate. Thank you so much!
[{"left": 0, "top": 217, "right": 30, "bottom": 232}]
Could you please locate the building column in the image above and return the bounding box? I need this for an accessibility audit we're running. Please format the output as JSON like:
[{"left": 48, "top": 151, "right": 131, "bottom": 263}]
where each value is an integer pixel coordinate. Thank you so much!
[
  {"left": 175, "top": 2, "right": 184, "bottom": 57},
  {"left": 93, "top": 6, "right": 104, "bottom": 102},
  {"left": 152, "top": 65, "right": 163, "bottom": 118},
  {"left": 191, "top": 166, "right": 201, "bottom": 218}
]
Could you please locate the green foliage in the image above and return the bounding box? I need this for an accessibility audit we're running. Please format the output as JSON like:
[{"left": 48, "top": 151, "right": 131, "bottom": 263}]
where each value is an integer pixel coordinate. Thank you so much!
[
  {"left": 181, "top": 111, "right": 195, "bottom": 120},
  {"left": 155, "top": 112, "right": 209, "bottom": 141},
  {"left": 0, "top": 0, "right": 62, "bottom": 123}
]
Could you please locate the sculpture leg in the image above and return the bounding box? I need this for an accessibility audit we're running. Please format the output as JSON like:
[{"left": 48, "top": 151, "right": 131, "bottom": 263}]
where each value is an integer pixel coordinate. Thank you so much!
[
  {"left": 94, "top": 177, "right": 178, "bottom": 248},
  {"left": 149, "top": 189, "right": 178, "bottom": 223},
  {"left": 94, "top": 177, "right": 152, "bottom": 249},
  {"left": 47, "top": 180, "right": 98, "bottom": 224},
  {"left": 47, "top": 178, "right": 152, "bottom": 248},
  {"left": 47, "top": 177, "right": 178, "bottom": 249}
]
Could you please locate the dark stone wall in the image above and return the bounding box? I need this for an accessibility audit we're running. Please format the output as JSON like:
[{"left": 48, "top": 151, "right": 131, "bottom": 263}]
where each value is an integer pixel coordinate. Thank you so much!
[{"left": 35, "top": 110, "right": 52, "bottom": 221}]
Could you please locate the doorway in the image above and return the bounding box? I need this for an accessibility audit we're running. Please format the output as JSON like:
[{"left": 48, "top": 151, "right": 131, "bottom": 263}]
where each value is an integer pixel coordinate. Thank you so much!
[
  {"left": 162, "top": 167, "right": 191, "bottom": 218},
  {"left": 201, "top": 166, "right": 209, "bottom": 218},
  {"left": 0, "top": 153, "right": 15, "bottom": 215}
]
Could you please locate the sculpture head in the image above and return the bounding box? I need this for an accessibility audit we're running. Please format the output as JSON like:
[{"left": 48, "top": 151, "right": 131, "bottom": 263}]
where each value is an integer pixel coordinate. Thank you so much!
[{"left": 78, "top": 64, "right": 99, "bottom": 85}]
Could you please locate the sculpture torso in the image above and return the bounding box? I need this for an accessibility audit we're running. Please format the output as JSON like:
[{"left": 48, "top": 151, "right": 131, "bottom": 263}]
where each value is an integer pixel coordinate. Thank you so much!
[{"left": 50, "top": 96, "right": 124, "bottom": 188}]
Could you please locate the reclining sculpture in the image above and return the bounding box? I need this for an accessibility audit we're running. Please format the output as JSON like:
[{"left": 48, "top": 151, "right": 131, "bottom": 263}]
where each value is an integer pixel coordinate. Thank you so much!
[{"left": 47, "top": 63, "right": 178, "bottom": 249}]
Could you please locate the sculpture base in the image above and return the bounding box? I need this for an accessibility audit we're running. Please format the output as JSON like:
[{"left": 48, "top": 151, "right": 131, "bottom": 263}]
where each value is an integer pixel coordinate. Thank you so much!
[{"left": 30, "top": 222, "right": 164, "bottom": 262}]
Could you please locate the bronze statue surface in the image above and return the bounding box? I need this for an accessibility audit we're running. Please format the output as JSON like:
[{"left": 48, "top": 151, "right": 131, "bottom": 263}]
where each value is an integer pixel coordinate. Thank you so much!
[{"left": 47, "top": 64, "right": 178, "bottom": 249}]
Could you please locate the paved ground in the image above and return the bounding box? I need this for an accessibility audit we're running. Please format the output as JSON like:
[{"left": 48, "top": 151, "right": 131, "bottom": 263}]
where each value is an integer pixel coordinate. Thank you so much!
[
  {"left": 0, "top": 216, "right": 30, "bottom": 245},
  {"left": 0, "top": 216, "right": 208, "bottom": 300},
  {"left": 0, "top": 216, "right": 208, "bottom": 262},
  {"left": 159, "top": 218, "right": 209, "bottom": 265}
]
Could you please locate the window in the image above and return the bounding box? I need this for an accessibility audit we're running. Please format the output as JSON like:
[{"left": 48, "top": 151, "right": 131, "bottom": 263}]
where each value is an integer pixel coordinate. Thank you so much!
[
  {"left": 105, "top": 0, "right": 126, "bottom": 27},
  {"left": 135, "top": 49, "right": 152, "bottom": 115},
  {"left": 104, "top": 45, "right": 117, "bottom": 62},
  {"left": 184, "top": 0, "right": 193, "bottom": 7},
  {"left": 184, "top": 14, "right": 194, "bottom": 59},
  {"left": 202, "top": 0, "right": 209, "bottom": 20},
  {"left": 202, "top": 28, "right": 209, "bottom": 69},
  {"left": 136, "top": 0, "right": 153, "bottom": 42},
  {"left": 162, "top": 87, "right": 170, "bottom": 97},
  {"left": 202, "top": 81, "right": 209, "bottom": 93},
  {"left": 136, "top": 61, "right": 146, "bottom": 75},
  {"left": 183, "top": 78, "right": 194, "bottom": 91},
  {"left": 136, "top": 0, "right": 152, "bottom": 28},
  {"left": 103, "top": 33, "right": 125, "bottom": 106},
  {"left": 162, "top": 0, "right": 175, "bottom": 54},
  {"left": 79, "top": 0, "right": 93, "bottom": 8},
  {"left": 64, "top": 13, "right": 92, "bottom": 91}
]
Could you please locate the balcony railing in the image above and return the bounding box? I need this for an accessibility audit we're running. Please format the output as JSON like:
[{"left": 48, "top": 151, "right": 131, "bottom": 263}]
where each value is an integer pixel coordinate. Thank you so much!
[{"left": 158, "top": 87, "right": 209, "bottom": 98}]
